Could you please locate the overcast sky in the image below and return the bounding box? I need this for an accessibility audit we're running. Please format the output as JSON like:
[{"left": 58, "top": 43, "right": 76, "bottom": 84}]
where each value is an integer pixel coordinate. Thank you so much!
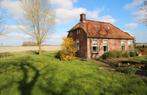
[{"left": 0, "top": 0, "right": 147, "bottom": 46}]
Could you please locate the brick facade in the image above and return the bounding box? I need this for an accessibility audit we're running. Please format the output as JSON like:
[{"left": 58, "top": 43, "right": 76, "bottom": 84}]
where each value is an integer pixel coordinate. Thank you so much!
[
  {"left": 68, "top": 29, "right": 87, "bottom": 58},
  {"left": 87, "top": 38, "right": 134, "bottom": 59}
]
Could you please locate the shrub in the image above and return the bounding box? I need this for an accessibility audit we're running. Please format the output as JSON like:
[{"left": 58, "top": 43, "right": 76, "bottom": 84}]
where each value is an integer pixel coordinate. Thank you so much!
[
  {"left": 101, "top": 51, "right": 139, "bottom": 59},
  {"left": 101, "top": 52, "right": 110, "bottom": 59},
  {"left": 116, "top": 67, "right": 138, "bottom": 75},
  {"left": 122, "top": 52, "right": 129, "bottom": 58},
  {"left": 59, "top": 37, "right": 77, "bottom": 61},
  {"left": 101, "top": 51, "right": 130, "bottom": 59},
  {"left": 129, "top": 51, "right": 138, "bottom": 57},
  {"left": 55, "top": 51, "right": 61, "bottom": 59}
]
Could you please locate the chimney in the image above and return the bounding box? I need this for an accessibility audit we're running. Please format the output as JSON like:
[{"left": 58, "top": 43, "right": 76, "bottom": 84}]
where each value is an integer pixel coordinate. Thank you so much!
[{"left": 80, "top": 13, "right": 86, "bottom": 22}]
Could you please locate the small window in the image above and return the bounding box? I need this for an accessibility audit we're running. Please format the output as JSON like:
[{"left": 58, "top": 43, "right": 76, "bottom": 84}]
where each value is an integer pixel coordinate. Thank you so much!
[
  {"left": 128, "top": 40, "right": 133, "bottom": 46},
  {"left": 103, "top": 39, "right": 109, "bottom": 53},
  {"left": 92, "top": 46, "right": 98, "bottom": 53},
  {"left": 95, "top": 25, "right": 100, "bottom": 30},
  {"left": 121, "top": 46, "right": 125, "bottom": 51},
  {"left": 76, "top": 39, "right": 80, "bottom": 51},
  {"left": 92, "top": 39, "right": 99, "bottom": 53},
  {"left": 104, "top": 26, "right": 110, "bottom": 31},
  {"left": 69, "top": 32, "right": 73, "bottom": 36},
  {"left": 128, "top": 40, "right": 133, "bottom": 50},
  {"left": 103, "top": 46, "right": 108, "bottom": 52},
  {"left": 121, "top": 40, "right": 125, "bottom": 51},
  {"left": 77, "top": 29, "right": 80, "bottom": 35}
]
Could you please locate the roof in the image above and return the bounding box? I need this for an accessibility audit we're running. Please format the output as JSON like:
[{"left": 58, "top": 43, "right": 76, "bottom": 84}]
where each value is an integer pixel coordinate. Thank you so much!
[{"left": 69, "top": 20, "right": 134, "bottom": 40}]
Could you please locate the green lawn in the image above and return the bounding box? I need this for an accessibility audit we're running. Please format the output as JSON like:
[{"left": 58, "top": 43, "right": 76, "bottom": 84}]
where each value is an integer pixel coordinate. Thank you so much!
[{"left": 0, "top": 52, "right": 147, "bottom": 95}]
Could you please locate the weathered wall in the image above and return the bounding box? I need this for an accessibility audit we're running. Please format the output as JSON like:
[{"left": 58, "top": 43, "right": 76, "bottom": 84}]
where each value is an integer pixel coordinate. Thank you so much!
[
  {"left": 87, "top": 38, "right": 134, "bottom": 59},
  {"left": 68, "top": 29, "right": 87, "bottom": 58}
]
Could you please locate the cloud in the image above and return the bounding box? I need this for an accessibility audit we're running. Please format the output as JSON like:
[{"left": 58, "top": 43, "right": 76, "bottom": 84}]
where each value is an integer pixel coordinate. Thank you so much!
[
  {"left": 125, "top": 22, "right": 138, "bottom": 30},
  {"left": 1, "top": 0, "right": 117, "bottom": 24},
  {"left": 100, "top": 15, "right": 117, "bottom": 23},
  {"left": 124, "top": 0, "right": 147, "bottom": 25},
  {"left": 134, "top": 7, "right": 147, "bottom": 24},
  {"left": 1, "top": 0, "right": 23, "bottom": 19},
  {"left": 124, "top": 0, "right": 145, "bottom": 10},
  {"left": 1, "top": 0, "right": 117, "bottom": 45},
  {"left": 55, "top": 8, "right": 86, "bottom": 23},
  {"left": 50, "top": 0, "right": 77, "bottom": 9}
]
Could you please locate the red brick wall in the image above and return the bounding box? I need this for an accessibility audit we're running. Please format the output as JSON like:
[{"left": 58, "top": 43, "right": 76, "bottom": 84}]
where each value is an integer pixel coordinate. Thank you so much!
[
  {"left": 87, "top": 38, "right": 134, "bottom": 59},
  {"left": 68, "top": 29, "right": 87, "bottom": 58}
]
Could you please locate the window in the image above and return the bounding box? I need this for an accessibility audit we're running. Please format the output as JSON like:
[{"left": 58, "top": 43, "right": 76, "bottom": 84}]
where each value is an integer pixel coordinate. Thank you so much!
[
  {"left": 128, "top": 40, "right": 133, "bottom": 50},
  {"left": 92, "top": 39, "right": 99, "bottom": 53},
  {"left": 121, "top": 40, "right": 125, "bottom": 51},
  {"left": 69, "top": 32, "right": 73, "bottom": 36},
  {"left": 103, "top": 39, "right": 109, "bottom": 53},
  {"left": 104, "top": 26, "right": 110, "bottom": 31},
  {"left": 77, "top": 29, "right": 80, "bottom": 35},
  {"left": 76, "top": 39, "right": 80, "bottom": 51},
  {"left": 95, "top": 25, "right": 100, "bottom": 30}
]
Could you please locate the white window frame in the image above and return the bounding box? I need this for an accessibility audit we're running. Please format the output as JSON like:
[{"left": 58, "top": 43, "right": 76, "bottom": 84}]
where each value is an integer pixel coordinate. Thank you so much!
[
  {"left": 92, "top": 39, "right": 99, "bottom": 53},
  {"left": 128, "top": 40, "right": 133, "bottom": 46},
  {"left": 121, "top": 40, "right": 125, "bottom": 51},
  {"left": 128, "top": 40, "right": 133, "bottom": 50},
  {"left": 77, "top": 29, "right": 80, "bottom": 35},
  {"left": 103, "top": 39, "right": 109, "bottom": 53},
  {"left": 76, "top": 39, "right": 80, "bottom": 51},
  {"left": 69, "top": 32, "right": 73, "bottom": 36}
]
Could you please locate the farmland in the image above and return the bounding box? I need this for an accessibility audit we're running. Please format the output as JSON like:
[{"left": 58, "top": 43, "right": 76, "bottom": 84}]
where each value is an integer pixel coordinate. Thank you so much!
[{"left": 0, "top": 46, "right": 61, "bottom": 53}]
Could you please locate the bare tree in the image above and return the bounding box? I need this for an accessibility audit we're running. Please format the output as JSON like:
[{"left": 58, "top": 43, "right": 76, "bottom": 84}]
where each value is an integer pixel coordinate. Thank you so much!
[
  {"left": 139, "top": 0, "right": 147, "bottom": 26},
  {"left": 20, "top": 0, "right": 55, "bottom": 54}
]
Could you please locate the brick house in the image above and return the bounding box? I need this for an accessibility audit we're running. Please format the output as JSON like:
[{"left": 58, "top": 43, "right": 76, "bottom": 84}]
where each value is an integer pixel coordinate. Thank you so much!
[{"left": 67, "top": 13, "right": 134, "bottom": 59}]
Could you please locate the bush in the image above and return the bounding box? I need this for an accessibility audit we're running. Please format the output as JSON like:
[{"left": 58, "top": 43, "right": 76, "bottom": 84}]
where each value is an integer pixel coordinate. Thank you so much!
[
  {"left": 129, "top": 51, "right": 138, "bottom": 57},
  {"left": 116, "top": 67, "right": 138, "bottom": 75},
  {"left": 59, "top": 37, "right": 77, "bottom": 61},
  {"left": 122, "top": 52, "right": 129, "bottom": 58},
  {"left": 101, "top": 51, "right": 139, "bottom": 59},
  {"left": 101, "top": 51, "right": 130, "bottom": 59},
  {"left": 55, "top": 51, "right": 61, "bottom": 59}
]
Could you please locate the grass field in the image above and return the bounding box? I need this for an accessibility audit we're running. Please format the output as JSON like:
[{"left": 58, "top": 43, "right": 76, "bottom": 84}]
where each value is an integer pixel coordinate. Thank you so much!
[
  {"left": 0, "top": 52, "right": 147, "bottom": 95},
  {"left": 0, "top": 46, "right": 61, "bottom": 53}
]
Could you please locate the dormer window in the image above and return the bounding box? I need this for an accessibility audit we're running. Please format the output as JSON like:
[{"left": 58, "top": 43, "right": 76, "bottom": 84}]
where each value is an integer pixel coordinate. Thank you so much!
[
  {"left": 104, "top": 26, "right": 110, "bottom": 31},
  {"left": 95, "top": 25, "right": 100, "bottom": 30}
]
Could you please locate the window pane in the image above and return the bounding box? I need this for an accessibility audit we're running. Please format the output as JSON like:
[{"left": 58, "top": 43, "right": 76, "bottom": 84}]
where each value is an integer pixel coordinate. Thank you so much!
[
  {"left": 76, "top": 39, "right": 80, "bottom": 51},
  {"left": 121, "top": 46, "right": 125, "bottom": 51},
  {"left": 92, "top": 46, "right": 98, "bottom": 53},
  {"left": 104, "top": 46, "right": 108, "bottom": 52}
]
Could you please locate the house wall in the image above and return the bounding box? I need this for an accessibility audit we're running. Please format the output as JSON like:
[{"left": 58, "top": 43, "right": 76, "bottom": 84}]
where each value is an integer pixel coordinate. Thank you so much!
[
  {"left": 68, "top": 29, "right": 87, "bottom": 58},
  {"left": 87, "top": 38, "right": 134, "bottom": 59}
]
